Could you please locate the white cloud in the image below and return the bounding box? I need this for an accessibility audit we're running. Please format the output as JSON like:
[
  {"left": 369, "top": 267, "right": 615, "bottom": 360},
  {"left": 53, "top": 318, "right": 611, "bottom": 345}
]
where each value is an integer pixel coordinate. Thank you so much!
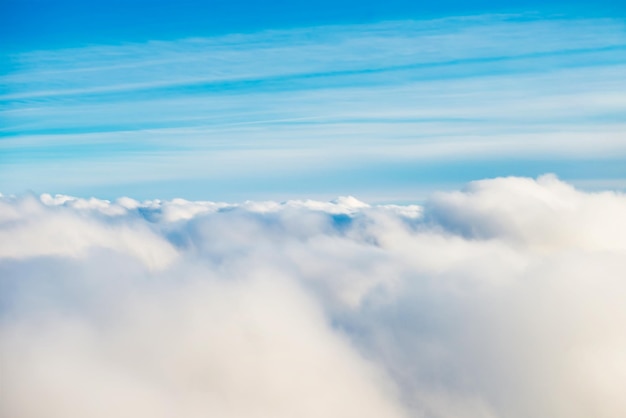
[
  {"left": 1, "top": 176, "right": 626, "bottom": 417},
  {"left": 428, "top": 174, "right": 626, "bottom": 252},
  {"left": 0, "top": 194, "right": 178, "bottom": 270}
]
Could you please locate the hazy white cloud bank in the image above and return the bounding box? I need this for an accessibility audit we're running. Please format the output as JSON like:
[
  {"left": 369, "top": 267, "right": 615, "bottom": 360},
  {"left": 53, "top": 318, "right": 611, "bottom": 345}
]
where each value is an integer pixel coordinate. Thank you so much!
[{"left": 1, "top": 175, "right": 626, "bottom": 418}]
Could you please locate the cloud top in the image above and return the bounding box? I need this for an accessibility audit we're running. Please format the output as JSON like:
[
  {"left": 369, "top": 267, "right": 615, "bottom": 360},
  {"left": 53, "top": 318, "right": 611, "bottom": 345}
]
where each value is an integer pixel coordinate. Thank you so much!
[{"left": 1, "top": 176, "right": 626, "bottom": 417}]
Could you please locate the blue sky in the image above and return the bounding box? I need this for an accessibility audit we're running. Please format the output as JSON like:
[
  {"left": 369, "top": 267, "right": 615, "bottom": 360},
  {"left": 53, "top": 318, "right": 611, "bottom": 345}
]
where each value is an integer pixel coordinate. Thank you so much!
[{"left": 2, "top": 1, "right": 626, "bottom": 201}]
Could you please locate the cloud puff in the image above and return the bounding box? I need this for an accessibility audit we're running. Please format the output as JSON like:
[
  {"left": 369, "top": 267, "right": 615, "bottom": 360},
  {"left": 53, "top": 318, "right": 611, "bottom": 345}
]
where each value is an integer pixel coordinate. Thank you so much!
[
  {"left": 1, "top": 175, "right": 626, "bottom": 418},
  {"left": 0, "top": 194, "right": 178, "bottom": 270}
]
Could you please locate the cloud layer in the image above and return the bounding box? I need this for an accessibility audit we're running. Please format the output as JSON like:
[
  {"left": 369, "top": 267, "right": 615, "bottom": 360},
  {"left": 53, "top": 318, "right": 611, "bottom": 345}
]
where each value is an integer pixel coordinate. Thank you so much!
[
  {"left": 2, "top": 175, "right": 626, "bottom": 417},
  {"left": 3, "top": 15, "right": 626, "bottom": 198}
]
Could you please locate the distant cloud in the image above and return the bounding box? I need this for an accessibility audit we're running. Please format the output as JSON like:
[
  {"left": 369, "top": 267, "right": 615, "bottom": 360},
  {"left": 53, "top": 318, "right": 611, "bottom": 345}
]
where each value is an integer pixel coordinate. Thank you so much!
[
  {"left": 2, "top": 15, "right": 625, "bottom": 198},
  {"left": 2, "top": 176, "right": 626, "bottom": 417}
]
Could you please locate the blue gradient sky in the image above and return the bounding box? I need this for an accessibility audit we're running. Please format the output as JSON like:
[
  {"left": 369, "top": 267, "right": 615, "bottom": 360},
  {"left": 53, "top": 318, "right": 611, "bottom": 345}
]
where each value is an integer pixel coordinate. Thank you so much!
[{"left": 2, "top": 1, "right": 625, "bottom": 201}]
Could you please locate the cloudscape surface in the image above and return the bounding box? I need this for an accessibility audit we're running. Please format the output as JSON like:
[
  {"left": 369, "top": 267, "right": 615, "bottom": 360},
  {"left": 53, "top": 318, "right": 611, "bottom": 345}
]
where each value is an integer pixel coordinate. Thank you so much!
[
  {"left": 2, "top": 1, "right": 626, "bottom": 417},
  {"left": 2, "top": 176, "right": 626, "bottom": 418}
]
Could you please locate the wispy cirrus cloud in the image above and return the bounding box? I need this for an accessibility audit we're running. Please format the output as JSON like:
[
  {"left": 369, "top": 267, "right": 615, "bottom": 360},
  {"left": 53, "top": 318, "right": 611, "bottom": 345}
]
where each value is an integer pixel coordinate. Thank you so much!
[{"left": 2, "top": 15, "right": 626, "bottom": 199}]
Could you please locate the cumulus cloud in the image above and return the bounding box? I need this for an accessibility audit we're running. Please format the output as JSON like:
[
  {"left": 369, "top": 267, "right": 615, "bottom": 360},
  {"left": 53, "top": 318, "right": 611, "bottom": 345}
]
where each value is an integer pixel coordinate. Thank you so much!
[{"left": 1, "top": 175, "right": 626, "bottom": 418}]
